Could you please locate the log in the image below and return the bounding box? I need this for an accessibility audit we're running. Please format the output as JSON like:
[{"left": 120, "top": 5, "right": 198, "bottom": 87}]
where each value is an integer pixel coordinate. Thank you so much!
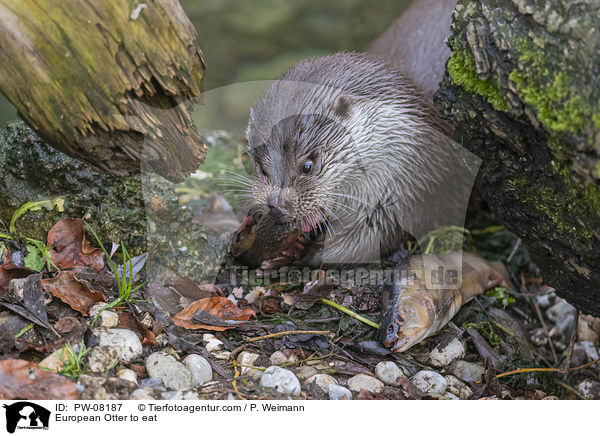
[
  {"left": 435, "top": 0, "right": 600, "bottom": 315},
  {"left": 0, "top": 0, "right": 206, "bottom": 182}
]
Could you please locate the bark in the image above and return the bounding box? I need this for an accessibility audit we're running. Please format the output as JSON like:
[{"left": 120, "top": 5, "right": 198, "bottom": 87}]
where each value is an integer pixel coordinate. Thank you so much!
[
  {"left": 0, "top": 0, "right": 206, "bottom": 182},
  {"left": 435, "top": 0, "right": 600, "bottom": 315}
]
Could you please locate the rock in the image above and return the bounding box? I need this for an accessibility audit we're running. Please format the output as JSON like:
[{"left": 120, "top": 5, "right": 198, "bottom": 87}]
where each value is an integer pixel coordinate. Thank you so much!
[
  {"left": 161, "top": 390, "right": 201, "bottom": 400},
  {"left": 578, "top": 314, "right": 600, "bottom": 343},
  {"left": 237, "top": 351, "right": 263, "bottom": 380},
  {"left": 328, "top": 384, "right": 352, "bottom": 400},
  {"left": 374, "top": 361, "right": 403, "bottom": 385},
  {"left": 140, "top": 377, "right": 165, "bottom": 390},
  {"left": 269, "top": 350, "right": 298, "bottom": 366},
  {"left": 305, "top": 374, "right": 338, "bottom": 394},
  {"left": 577, "top": 380, "right": 600, "bottom": 400},
  {"left": 411, "top": 370, "right": 447, "bottom": 395},
  {"left": 347, "top": 374, "right": 384, "bottom": 394},
  {"left": 444, "top": 375, "right": 472, "bottom": 400},
  {"left": 117, "top": 369, "right": 138, "bottom": 384},
  {"left": 449, "top": 360, "right": 485, "bottom": 382},
  {"left": 259, "top": 366, "right": 301, "bottom": 396},
  {"left": 203, "top": 334, "right": 223, "bottom": 352},
  {"left": 86, "top": 346, "right": 118, "bottom": 373},
  {"left": 295, "top": 366, "right": 318, "bottom": 381},
  {"left": 183, "top": 354, "right": 213, "bottom": 386},
  {"left": 443, "top": 392, "right": 460, "bottom": 400},
  {"left": 8, "top": 278, "right": 27, "bottom": 300},
  {"left": 429, "top": 337, "right": 465, "bottom": 367},
  {"left": 96, "top": 328, "right": 143, "bottom": 363},
  {"left": 146, "top": 352, "right": 195, "bottom": 391},
  {"left": 129, "top": 387, "right": 154, "bottom": 400},
  {"left": 547, "top": 299, "right": 577, "bottom": 335},
  {"left": 39, "top": 346, "right": 69, "bottom": 372},
  {"left": 89, "top": 303, "right": 119, "bottom": 328},
  {"left": 77, "top": 375, "right": 134, "bottom": 400}
]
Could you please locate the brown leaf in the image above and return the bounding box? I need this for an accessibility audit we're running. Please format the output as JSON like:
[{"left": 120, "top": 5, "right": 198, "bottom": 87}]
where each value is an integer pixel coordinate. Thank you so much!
[
  {"left": 41, "top": 270, "right": 105, "bottom": 316},
  {"left": 0, "top": 359, "right": 78, "bottom": 399},
  {"left": 356, "top": 389, "right": 387, "bottom": 400},
  {"left": 0, "top": 249, "right": 36, "bottom": 295},
  {"left": 173, "top": 297, "right": 256, "bottom": 331},
  {"left": 47, "top": 218, "right": 104, "bottom": 271},
  {"left": 292, "top": 274, "right": 333, "bottom": 310},
  {"left": 118, "top": 312, "right": 156, "bottom": 346}
]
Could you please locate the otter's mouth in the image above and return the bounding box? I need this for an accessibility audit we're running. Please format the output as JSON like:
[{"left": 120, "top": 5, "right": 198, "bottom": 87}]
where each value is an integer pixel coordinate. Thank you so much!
[{"left": 300, "top": 210, "right": 328, "bottom": 240}]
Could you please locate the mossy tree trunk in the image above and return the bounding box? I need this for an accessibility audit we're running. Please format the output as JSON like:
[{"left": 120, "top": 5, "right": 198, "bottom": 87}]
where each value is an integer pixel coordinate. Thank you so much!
[
  {"left": 435, "top": 0, "right": 600, "bottom": 315},
  {"left": 0, "top": 0, "right": 206, "bottom": 182}
]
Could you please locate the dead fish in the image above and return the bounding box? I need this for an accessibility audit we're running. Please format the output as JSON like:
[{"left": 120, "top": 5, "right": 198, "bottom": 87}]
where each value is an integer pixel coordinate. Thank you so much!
[{"left": 380, "top": 251, "right": 509, "bottom": 352}]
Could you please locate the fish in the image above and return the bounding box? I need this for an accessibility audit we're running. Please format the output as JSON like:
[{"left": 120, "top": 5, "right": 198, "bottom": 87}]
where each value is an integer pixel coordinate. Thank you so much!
[{"left": 379, "top": 251, "right": 509, "bottom": 352}]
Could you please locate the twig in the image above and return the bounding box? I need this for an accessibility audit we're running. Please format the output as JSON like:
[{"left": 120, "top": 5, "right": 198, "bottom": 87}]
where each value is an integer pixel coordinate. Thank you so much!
[
  {"left": 247, "top": 330, "right": 333, "bottom": 342},
  {"left": 554, "top": 380, "right": 586, "bottom": 400},
  {"left": 506, "top": 238, "right": 521, "bottom": 263},
  {"left": 303, "top": 316, "right": 341, "bottom": 324},
  {"left": 320, "top": 298, "right": 380, "bottom": 329},
  {"left": 563, "top": 311, "right": 579, "bottom": 372},
  {"left": 488, "top": 356, "right": 600, "bottom": 381}
]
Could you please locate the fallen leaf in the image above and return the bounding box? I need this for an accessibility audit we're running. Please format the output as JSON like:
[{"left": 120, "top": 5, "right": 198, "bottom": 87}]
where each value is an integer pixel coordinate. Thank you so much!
[
  {"left": 118, "top": 312, "right": 156, "bottom": 346},
  {"left": 47, "top": 218, "right": 104, "bottom": 271},
  {"left": 0, "top": 359, "right": 78, "bottom": 399},
  {"left": 41, "top": 270, "right": 105, "bottom": 316},
  {"left": 173, "top": 297, "right": 255, "bottom": 331},
  {"left": 0, "top": 249, "right": 36, "bottom": 295},
  {"left": 292, "top": 276, "right": 333, "bottom": 310}
]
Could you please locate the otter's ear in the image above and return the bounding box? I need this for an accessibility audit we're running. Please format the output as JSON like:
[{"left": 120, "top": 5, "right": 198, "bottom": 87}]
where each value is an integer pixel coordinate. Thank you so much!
[{"left": 332, "top": 94, "right": 353, "bottom": 119}]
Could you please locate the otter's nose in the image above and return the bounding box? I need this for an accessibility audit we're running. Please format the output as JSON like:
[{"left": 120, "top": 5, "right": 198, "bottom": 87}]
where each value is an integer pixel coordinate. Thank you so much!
[{"left": 266, "top": 194, "right": 290, "bottom": 219}]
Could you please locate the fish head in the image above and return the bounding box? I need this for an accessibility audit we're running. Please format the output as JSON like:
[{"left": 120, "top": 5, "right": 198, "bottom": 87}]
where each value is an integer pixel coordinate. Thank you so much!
[{"left": 380, "top": 283, "right": 436, "bottom": 352}]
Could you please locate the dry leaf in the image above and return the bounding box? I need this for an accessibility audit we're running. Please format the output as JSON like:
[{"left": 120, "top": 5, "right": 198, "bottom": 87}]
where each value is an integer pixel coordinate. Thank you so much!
[
  {"left": 47, "top": 218, "right": 104, "bottom": 271},
  {"left": 0, "top": 359, "right": 78, "bottom": 400},
  {"left": 173, "top": 297, "right": 255, "bottom": 331},
  {"left": 118, "top": 312, "right": 156, "bottom": 346},
  {"left": 0, "top": 249, "right": 35, "bottom": 295},
  {"left": 41, "top": 270, "right": 105, "bottom": 316}
]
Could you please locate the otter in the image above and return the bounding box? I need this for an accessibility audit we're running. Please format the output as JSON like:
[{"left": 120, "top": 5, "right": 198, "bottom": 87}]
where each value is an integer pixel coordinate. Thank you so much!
[{"left": 243, "top": 0, "right": 471, "bottom": 267}]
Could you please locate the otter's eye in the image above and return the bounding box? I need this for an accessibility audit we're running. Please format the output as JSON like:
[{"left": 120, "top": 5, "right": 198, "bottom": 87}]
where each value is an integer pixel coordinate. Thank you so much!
[{"left": 302, "top": 160, "right": 314, "bottom": 174}]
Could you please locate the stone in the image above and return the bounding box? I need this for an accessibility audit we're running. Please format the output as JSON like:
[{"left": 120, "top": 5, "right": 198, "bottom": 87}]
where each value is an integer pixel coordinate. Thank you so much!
[
  {"left": 146, "top": 352, "right": 195, "bottom": 391},
  {"left": 443, "top": 392, "right": 460, "bottom": 400},
  {"left": 411, "top": 370, "right": 447, "bottom": 395},
  {"left": 374, "top": 361, "right": 403, "bottom": 385},
  {"left": 89, "top": 302, "right": 119, "bottom": 328},
  {"left": 429, "top": 337, "right": 466, "bottom": 367},
  {"left": 547, "top": 299, "right": 577, "bottom": 335},
  {"left": 129, "top": 387, "right": 154, "bottom": 400},
  {"left": 237, "top": 351, "right": 263, "bottom": 380},
  {"left": 295, "top": 366, "right": 318, "bottom": 381},
  {"left": 328, "top": 384, "right": 352, "bottom": 400},
  {"left": 259, "top": 366, "right": 301, "bottom": 396},
  {"left": 86, "top": 346, "right": 118, "bottom": 373},
  {"left": 161, "top": 390, "right": 201, "bottom": 400},
  {"left": 577, "top": 380, "right": 600, "bottom": 400},
  {"left": 269, "top": 350, "right": 298, "bottom": 366},
  {"left": 117, "top": 369, "right": 138, "bottom": 384},
  {"left": 444, "top": 375, "right": 472, "bottom": 399},
  {"left": 96, "top": 328, "right": 143, "bottom": 363},
  {"left": 305, "top": 374, "right": 338, "bottom": 394},
  {"left": 39, "top": 347, "right": 69, "bottom": 372},
  {"left": 450, "top": 360, "right": 485, "bottom": 382},
  {"left": 8, "top": 278, "right": 27, "bottom": 300},
  {"left": 183, "top": 354, "right": 213, "bottom": 386},
  {"left": 347, "top": 374, "right": 384, "bottom": 394}
]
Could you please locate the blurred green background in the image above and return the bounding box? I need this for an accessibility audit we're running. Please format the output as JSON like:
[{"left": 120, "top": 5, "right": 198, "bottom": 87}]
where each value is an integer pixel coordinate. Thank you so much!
[{"left": 0, "top": 0, "right": 412, "bottom": 128}]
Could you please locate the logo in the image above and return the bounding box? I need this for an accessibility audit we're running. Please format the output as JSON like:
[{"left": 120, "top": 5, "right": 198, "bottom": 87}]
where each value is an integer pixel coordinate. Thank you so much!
[{"left": 3, "top": 402, "right": 50, "bottom": 433}]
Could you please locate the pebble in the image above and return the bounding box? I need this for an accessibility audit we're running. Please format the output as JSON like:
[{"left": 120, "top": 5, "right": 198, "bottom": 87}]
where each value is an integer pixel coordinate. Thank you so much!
[
  {"left": 86, "top": 346, "right": 118, "bottom": 373},
  {"left": 183, "top": 354, "right": 213, "bottom": 386},
  {"left": 8, "top": 278, "right": 27, "bottom": 300},
  {"left": 547, "top": 299, "right": 577, "bottom": 334},
  {"left": 450, "top": 360, "right": 485, "bottom": 382},
  {"left": 411, "top": 370, "right": 447, "bottom": 395},
  {"left": 146, "top": 352, "right": 194, "bottom": 391},
  {"left": 295, "top": 366, "right": 318, "bottom": 381},
  {"left": 161, "top": 390, "right": 201, "bottom": 400},
  {"left": 203, "top": 334, "right": 224, "bottom": 352},
  {"left": 96, "top": 328, "right": 143, "bottom": 363},
  {"left": 375, "top": 361, "right": 403, "bottom": 385},
  {"left": 269, "top": 350, "right": 298, "bottom": 366},
  {"left": 89, "top": 302, "right": 119, "bottom": 328},
  {"left": 429, "top": 337, "right": 465, "bottom": 367},
  {"left": 347, "top": 374, "right": 384, "bottom": 394},
  {"left": 328, "top": 384, "right": 352, "bottom": 400},
  {"left": 444, "top": 375, "right": 472, "bottom": 399},
  {"left": 443, "top": 392, "right": 460, "bottom": 400},
  {"left": 129, "top": 387, "right": 154, "bottom": 400},
  {"left": 117, "top": 369, "right": 138, "bottom": 384},
  {"left": 237, "top": 351, "right": 263, "bottom": 380},
  {"left": 577, "top": 380, "right": 600, "bottom": 400},
  {"left": 259, "top": 366, "right": 301, "bottom": 396},
  {"left": 305, "top": 374, "right": 338, "bottom": 394},
  {"left": 39, "top": 347, "right": 68, "bottom": 372}
]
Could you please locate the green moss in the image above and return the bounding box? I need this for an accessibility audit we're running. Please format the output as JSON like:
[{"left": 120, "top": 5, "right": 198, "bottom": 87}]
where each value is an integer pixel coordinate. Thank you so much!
[
  {"left": 447, "top": 49, "right": 508, "bottom": 112},
  {"left": 509, "top": 70, "right": 589, "bottom": 133}
]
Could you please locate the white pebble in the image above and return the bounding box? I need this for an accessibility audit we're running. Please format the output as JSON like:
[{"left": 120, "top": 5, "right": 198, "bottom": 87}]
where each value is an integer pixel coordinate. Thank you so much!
[
  {"left": 117, "top": 369, "right": 138, "bottom": 384},
  {"left": 260, "top": 366, "right": 301, "bottom": 396},
  {"left": 347, "top": 374, "right": 384, "bottom": 394},
  {"left": 328, "top": 384, "right": 352, "bottom": 400},
  {"left": 183, "top": 354, "right": 213, "bottom": 386},
  {"left": 375, "top": 361, "right": 403, "bottom": 385},
  {"left": 146, "top": 352, "right": 194, "bottom": 391},
  {"left": 411, "top": 370, "right": 447, "bottom": 395},
  {"left": 96, "top": 328, "right": 142, "bottom": 363},
  {"left": 429, "top": 337, "right": 465, "bottom": 367},
  {"left": 305, "top": 374, "right": 338, "bottom": 394}
]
